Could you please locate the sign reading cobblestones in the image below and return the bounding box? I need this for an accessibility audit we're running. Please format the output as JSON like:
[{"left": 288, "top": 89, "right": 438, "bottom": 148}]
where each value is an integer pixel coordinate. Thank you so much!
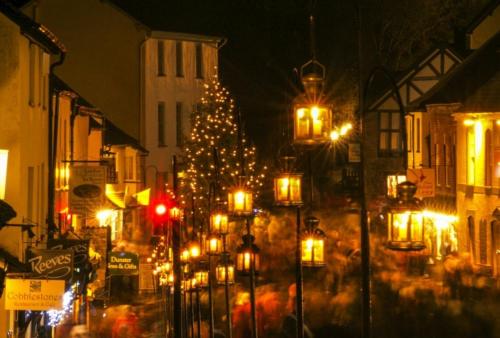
[{"left": 5, "top": 278, "right": 64, "bottom": 310}]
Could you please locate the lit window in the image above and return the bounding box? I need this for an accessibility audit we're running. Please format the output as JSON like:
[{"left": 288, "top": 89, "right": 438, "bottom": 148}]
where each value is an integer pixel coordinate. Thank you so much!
[
  {"left": 485, "top": 129, "right": 492, "bottom": 186},
  {"left": 466, "top": 126, "right": 476, "bottom": 185},
  {"left": 125, "top": 156, "right": 134, "bottom": 181}
]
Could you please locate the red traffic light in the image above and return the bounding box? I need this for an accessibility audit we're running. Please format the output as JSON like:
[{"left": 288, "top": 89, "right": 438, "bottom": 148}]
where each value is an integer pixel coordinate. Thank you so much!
[{"left": 155, "top": 203, "right": 167, "bottom": 216}]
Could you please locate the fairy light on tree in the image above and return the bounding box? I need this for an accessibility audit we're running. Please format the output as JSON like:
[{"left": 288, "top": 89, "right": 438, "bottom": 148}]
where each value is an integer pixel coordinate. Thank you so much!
[{"left": 183, "top": 75, "right": 266, "bottom": 216}]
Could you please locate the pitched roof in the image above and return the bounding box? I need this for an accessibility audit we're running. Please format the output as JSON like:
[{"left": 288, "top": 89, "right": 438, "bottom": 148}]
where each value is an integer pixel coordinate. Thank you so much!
[
  {"left": 0, "top": 0, "right": 65, "bottom": 54},
  {"left": 52, "top": 76, "right": 148, "bottom": 154},
  {"left": 412, "top": 32, "right": 500, "bottom": 111},
  {"left": 103, "top": 119, "right": 148, "bottom": 154}
]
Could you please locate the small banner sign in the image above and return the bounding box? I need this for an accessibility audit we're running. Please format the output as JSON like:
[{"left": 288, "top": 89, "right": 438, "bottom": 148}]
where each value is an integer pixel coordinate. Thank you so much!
[
  {"left": 28, "top": 249, "right": 74, "bottom": 281},
  {"left": 108, "top": 251, "right": 139, "bottom": 276},
  {"left": 69, "top": 166, "right": 106, "bottom": 215},
  {"left": 4, "top": 278, "right": 65, "bottom": 311}
]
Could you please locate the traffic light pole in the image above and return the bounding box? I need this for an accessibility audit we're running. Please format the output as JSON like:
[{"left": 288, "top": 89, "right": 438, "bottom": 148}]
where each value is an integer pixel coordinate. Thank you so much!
[{"left": 172, "top": 156, "right": 182, "bottom": 338}]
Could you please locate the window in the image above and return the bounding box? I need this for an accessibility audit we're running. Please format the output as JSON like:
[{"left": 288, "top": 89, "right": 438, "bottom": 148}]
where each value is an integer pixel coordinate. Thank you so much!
[
  {"left": 485, "top": 129, "right": 492, "bottom": 186},
  {"left": 443, "top": 144, "right": 448, "bottom": 187},
  {"left": 467, "top": 216, "right": 475, "bottom": 263},
  {"left": 158, "top": 102, "right": 165, "bottom": 147},
  {"left": 125, "top": 156, "right": 134, "bottom": 181},
  {"left": 29, "top": 43, "right": 36, "bottom": 106},
  {"left": 176, "top": 102, "right": 183, "bottom": 146},
  {"left": 406, "top": 116, "right": 412, "bottom": 152},
  {"left": 176, "top": 41, "right": 184, "bottom": 77},
  {"left": 195, "top": 43, "right": 204, "bottom": 79},
  {"left": 378, "top": 112, "right": 401, "bottom": 156},
  {"left": 466, "top": 127, "right": 476, "bottom": 185},
  {"left": 416, "top": 118, "right": 421, "bottom": 153},
  {"left": 479, "top": 219, "right": 487, "bottom": 264},
  {"left": 157, "top": 40, "right": 165, "bottom": 76},
  {"left": 435, "top": 143, "right": 440, "bottom": 186}
]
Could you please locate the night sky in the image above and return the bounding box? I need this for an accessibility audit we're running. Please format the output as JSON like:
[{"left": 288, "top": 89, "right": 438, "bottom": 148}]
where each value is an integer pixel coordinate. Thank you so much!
[
  {"left": 112, "top": 0, "right": 360, "bottom": 159},
  {"left": 112, "top": 0, "right": 484, "bottom": 160}
]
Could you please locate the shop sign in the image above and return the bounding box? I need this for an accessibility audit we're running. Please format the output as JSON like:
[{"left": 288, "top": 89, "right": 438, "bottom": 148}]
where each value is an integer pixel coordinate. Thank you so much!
[
  {"left": 4, "top": 278, "right": 65, "bottom": 311},
  {"left": 28, "top": 249, "right": 74, "bottom": 281},
  {"left": 108, "top": 251, "right": 139, "bottom": 276},
  {"left": 407, "top": 168, "right": 435, "bottom": 198},
  {"left": 48, "top": 239, "right": 89, "bottom": 283},
  {"left": 348, "top": 143, "right": 361, "bottom": 163},
  {"left": 69, "top": 166, "right": 106, "bottom": 215}
]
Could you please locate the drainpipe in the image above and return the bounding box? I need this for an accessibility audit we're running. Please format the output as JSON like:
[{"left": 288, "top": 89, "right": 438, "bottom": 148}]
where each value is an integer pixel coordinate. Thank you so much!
[{"left": 47, "top": 52, "right": 66, "bottom": 241}]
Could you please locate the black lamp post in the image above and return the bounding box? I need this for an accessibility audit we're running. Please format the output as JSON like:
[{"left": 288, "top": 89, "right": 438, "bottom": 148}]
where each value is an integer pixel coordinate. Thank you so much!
[
  {"left": 273, "top": 150, "right": 305, "bottom": 338},
  {"left": 358, "top": 65, "right": 409, "bottom": 338}
]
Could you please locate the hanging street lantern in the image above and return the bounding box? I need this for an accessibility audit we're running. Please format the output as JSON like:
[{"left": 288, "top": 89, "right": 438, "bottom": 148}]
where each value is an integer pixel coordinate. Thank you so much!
[
  {"left": 194, "top": 261, "right": 209, "bottom": 289},
  {"left": 293, "top": 60, "right": 333, "bottom": 145},
  {"left": 301, "top": 216, "right": 326, "bottom": 267},
  {"left": 228, "top": 178, "right": 253, "bottom": 217},
  {"left": 205, "top": 233, "right": 222, "bottom": 256},
  {"left": 216, "top": 254, "right": 235, "bottom": 285},
  {"left": 188, "top": 239, "right": 201, "bottom": 260},
  {"left": 274, "top": 172, "right": 303, "bottom": 206},
  {"left": 210, "top": 206, "right": 229, "bottom": 235},
  {"left": 180, "top": 247, "right": 190, "bottom": 264},
  {"left": 236, "top": 234, "right": 260, "bottom": 275},
  {"left": 386, "top": 181, "right": 425, "bottom": 251},
  {"left": 274, "top": 150, "right": 303, "bottom": 206}
]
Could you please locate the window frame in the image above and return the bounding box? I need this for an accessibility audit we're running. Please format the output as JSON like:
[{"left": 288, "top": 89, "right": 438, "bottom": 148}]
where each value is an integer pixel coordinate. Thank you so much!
[
  {"left": 195, "top": 43, "right": 204, "bottom": 79},
  {"left": 158, "top": 102, "right": 166, "bottom": 147},
  {"left": 176, "top": 41, "right": 184, "bottom": 77},
  {"left": 157, "top": 40, "right": 165, "bottom": 76},
  {"left": 176, "top": 102, "right": 183, "bottom": 147},
  {"left": 377, "top": 111, "right": 402, "bottom": 157}
]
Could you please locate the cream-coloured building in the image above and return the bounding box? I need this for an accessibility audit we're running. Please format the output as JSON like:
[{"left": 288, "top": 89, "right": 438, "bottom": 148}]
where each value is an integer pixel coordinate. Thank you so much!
[
  {"left": 418, "top": 31, "right": 500, "bottom": 277},
  {"left": 21, "top": 0, "right": 222, "bottom": 196},
  {"left": 0, "top": 2, "right": 65, "bottom": 335}
]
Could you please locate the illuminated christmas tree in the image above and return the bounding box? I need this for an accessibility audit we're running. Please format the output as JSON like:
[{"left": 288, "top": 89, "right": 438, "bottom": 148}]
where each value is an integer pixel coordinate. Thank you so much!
[{"left": 183, "top": 75, "right": 265, "bottom": 215}]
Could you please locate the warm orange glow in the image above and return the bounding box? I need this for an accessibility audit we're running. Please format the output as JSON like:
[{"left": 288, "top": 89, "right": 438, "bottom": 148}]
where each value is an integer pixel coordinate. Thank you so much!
[
  {"left": 210, "top": 212, "right": 229, "bottom": 234},
  {"left": 387, "top": 211, "right": 425, "bottom": 250},
  {"left": 216, "top": 264, "right": 235, "bottom": 285},
  {"left": 294, "top": 104, "right": 332, "bottom": 144},
  {"left": 228, "top": 186, "right": 253, "bottom": 216},
  {"left": 301, "top": 236, "right": 325, "bottom": 266},
  {"left": 274, "top": 173, "right": 302, "bottom": 206}
]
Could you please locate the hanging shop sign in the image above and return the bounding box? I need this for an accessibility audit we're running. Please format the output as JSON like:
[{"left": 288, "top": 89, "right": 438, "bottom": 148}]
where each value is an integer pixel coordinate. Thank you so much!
[
  {"left": 348, "top": 143, "right": 361, "bottom": 163},
  {"left": 78, "top": 226, "right": 110, "bottom": 299},
  {"left": 108, "top": 251, "right": 139, "bottom": 276},
  {"left": 4, "top": 278, "right": 65, "bottom": 311},
  {"left": 407, "top": 168, "right": 435, "bottom": 198},
  {"left": 48, "top": 239, "right": 90, "bottom": 283},
  {"left": 69, "top": 166, "right": 106, "bottom": 215},
  {"left": 28, "top": 249, "right": 74, "bottom": 281}
]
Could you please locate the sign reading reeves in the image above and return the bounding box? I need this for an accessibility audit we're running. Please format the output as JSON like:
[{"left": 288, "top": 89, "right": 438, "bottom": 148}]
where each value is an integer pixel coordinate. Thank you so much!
[
  {"left": 29, "top": 249, "right": 74, "bottom": 281},
  {"left": 5, "top": 279, "right": 65, "bottom": 311},
  {"left": 108, "top": 252, "right": 139, "bottom": 276}
]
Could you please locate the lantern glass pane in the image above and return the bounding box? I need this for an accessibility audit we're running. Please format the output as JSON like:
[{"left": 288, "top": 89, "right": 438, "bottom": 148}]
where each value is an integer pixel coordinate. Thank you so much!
[
  {"left": 195, "top": 271, "right": 209, "bottom": 287},
  {"left": 211, "top": 212, "right": 229, "bottom": 234},
  {"left": 228, "top": 188, "right": 253, "bottom": 215},
  {"left": 301, "top": 237, "right": 313, "bottom": 264},
  {"left": 216, "top": 264, "right": 235, "bottom": 285},
  {"left": 388, "top": 211, "right": 425, "bottom": 250},
  {"left": 206, "top": 235, "right": 221, "bottom": 255},
  {"left": 294, "top": 104, "right": 332, "bottom": 144},
  {"left": 274, "top": 174, "right": 302, "bottom": 205}
]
